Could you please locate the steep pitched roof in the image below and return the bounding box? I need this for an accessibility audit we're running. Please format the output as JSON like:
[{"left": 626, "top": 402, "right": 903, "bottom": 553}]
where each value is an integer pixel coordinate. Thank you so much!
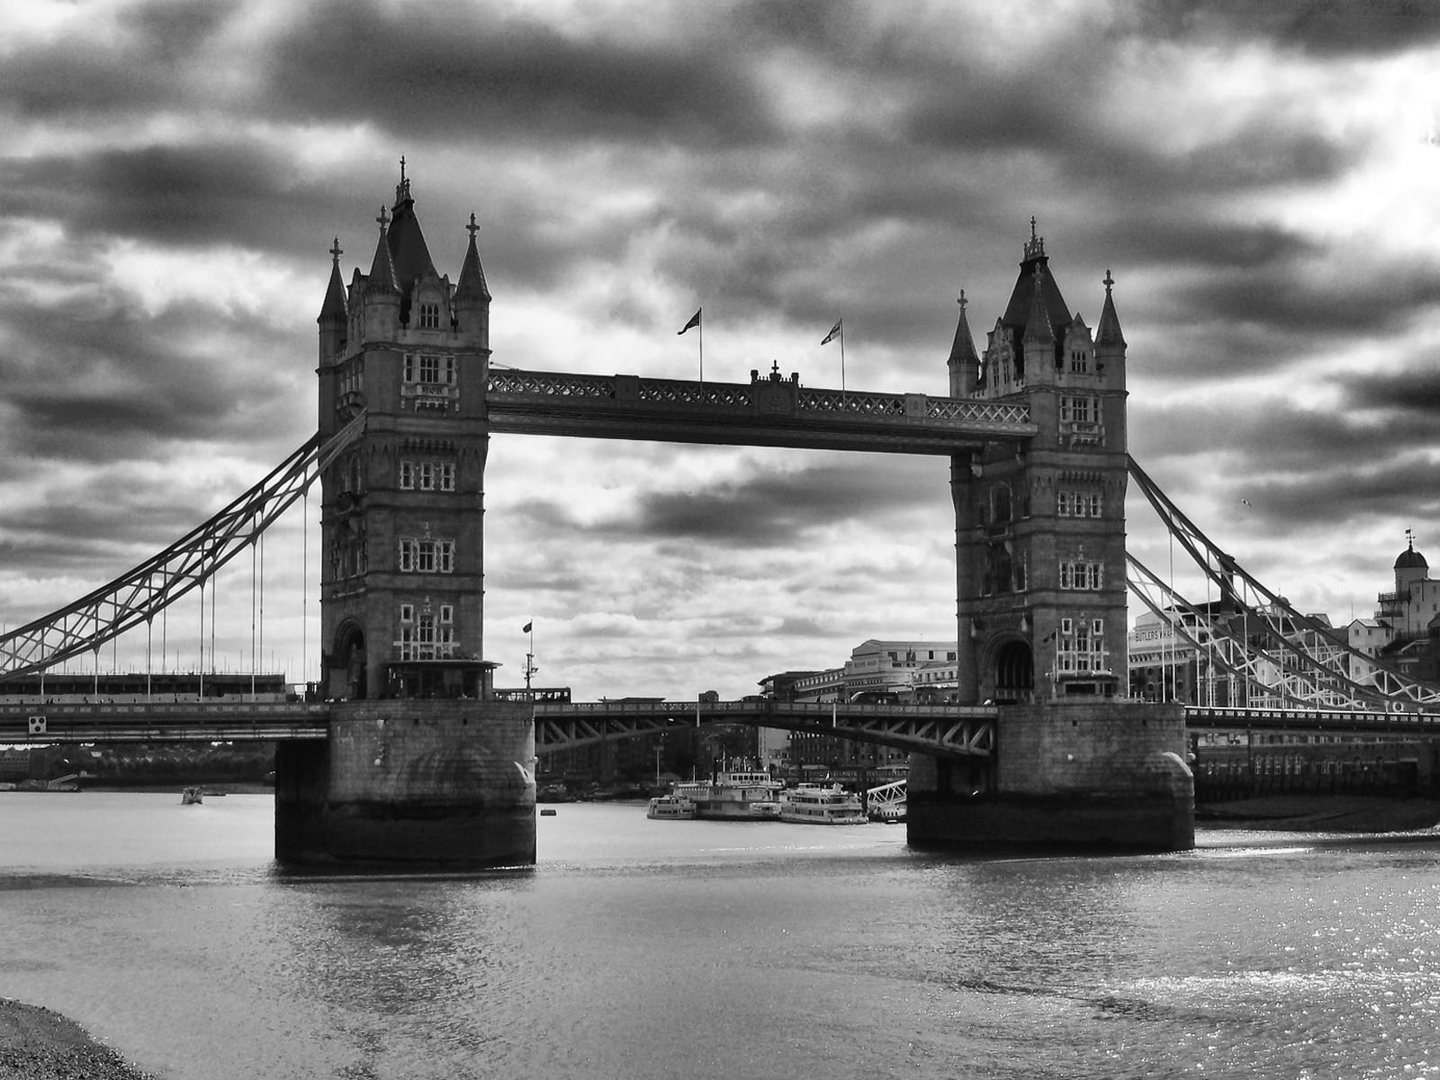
[
  {"left": 1096, "top": 269, "right": 1126, "bottom": 348},
  {"left": 947, "top": 290, "right": 979, "bottom": 377},
  {"left": 386, "top": 175, "right": 439, "bottom": 294},
  {"left": 365, "top": 208, "right": 399, "bottom": 296},
  {"left": 454, "top": 213, "right": 491, "bottom": 303},
  {"left": 319, "top": 237, "right": 347, "bottom": 321}
]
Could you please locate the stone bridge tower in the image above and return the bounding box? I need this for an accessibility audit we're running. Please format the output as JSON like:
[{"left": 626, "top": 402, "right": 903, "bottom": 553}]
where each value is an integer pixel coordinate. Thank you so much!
[
  {"left": 910, "top": 223, "right": 1193, "bottom": 852},
  {"left": 316, "top": 165, "right": 493, "bottom": 701},
  {"left": 947, "top": 222, "right": 1129, "bottom": 705},
  {"left": 279, "top": 166, "right": 534, "bottom": 869}
]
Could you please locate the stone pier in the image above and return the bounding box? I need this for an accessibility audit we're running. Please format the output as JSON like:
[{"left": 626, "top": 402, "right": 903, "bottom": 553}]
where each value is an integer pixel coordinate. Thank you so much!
[
  {"left": 274, "top": 699, "right": 535, "bottom": 868},
  {"left": 907, "top": 699, "right": 1194, "bottom": 853}
]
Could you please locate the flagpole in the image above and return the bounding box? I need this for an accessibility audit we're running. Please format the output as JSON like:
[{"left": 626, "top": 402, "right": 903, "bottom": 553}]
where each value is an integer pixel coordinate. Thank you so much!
[
  {"left": 698, "top": 318, "right": 704, "bottom": 385},
  {"left": 839, "top": 320, "right": 845, "bottom": 393}
]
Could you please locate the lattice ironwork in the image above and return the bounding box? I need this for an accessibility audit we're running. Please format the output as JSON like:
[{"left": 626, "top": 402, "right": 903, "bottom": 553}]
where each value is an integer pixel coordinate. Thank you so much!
[
  {"left": 534, "top": 699, "right": 995, "bottom": 759},
  {"left": 1128, "top": 455, "right": 1440, "bottom": 711},
  {"left": 0, "top": 415, "right": 367, "bottom": 679}
]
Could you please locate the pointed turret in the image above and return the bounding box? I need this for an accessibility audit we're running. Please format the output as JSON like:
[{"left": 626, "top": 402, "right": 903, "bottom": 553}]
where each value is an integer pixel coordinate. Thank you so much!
[
  {"left": 947, "top": 289, "right": 980, "bottom": 396},
  {"left": 1095, "top": 269, "right": 1126, "bottom": 349},
  {"left": 318, "top": 236, "right": 348, "bottom": 369},
  {"left": 999, "top": 219, "right": 1071, "bottom": 377},
  {"left": 366, "top": 206, "right": 400, "bottom": 295},
  {"left": 1094, "top": 269, "right": 1127, "bottom": 389},
  {"left": 361, "top": 205, "right": 401, "bottom": 341},
  {"left": 453, "top": 212, "right": 492, "bottom": 344},
  {"left": 386, "top": 162, "right": 440, "bottom": 296}
]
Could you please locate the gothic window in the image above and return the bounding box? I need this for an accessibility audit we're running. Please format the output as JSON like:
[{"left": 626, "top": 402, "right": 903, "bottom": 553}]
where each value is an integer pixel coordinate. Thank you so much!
[
  {"left": 1069, "top": 348, "right": 1089, "bottom": 373},
  {"left": 992, "top": 484, "right": 1012, "bottom": 524},
  {"left": 419, "top": 462, "right": 435, "bottom": 490},
  {"left": 438, "top": 462, "right": 455, "bottom": 491},
  {"left": 418, "top": 302, "right": 441, "bottom": 329},
  {"left": 1058, "top": 490, "right": 1103, "bottom": 517},
  {"left": 1058, "top": 560, "right": 1103, "bottom": 590},
  {"left": 399, "top": 461, "right": 415, "bottom": 490},
  {"left": 403, "top": 353, "right": 455, "bottom": 385},
  {"left": 1060, "top": 396, "right": 1097, "bottom": 424},
  {"left": 397, "top": 538, "right": 456, "bottom": 574}
]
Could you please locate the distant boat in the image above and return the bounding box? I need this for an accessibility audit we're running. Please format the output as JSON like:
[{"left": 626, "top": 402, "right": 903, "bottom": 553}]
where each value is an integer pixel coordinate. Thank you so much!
[
  {"left": 181, "top": 787, "right": 203, "bottom": 805},
  {"left": 539, "top": 808, "right": 558, "bottom": 817},
  {"left": 672, "top": 765, "right": 783, "bottom": 820},
  {"left": 646, "top": 794, "right": 698, "bottom": 820},
  {"left": 779, "top": 783, "right": 867, "bottom": 825}
]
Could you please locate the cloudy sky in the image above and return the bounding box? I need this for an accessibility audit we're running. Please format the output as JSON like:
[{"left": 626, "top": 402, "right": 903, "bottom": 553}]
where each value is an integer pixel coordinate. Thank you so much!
[{"left": 2, "top": 0, "right": 1439, "bottom": 700}]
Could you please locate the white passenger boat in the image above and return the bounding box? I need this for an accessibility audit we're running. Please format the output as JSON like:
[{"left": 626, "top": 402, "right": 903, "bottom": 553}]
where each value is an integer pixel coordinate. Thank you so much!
[
  {"left": 779, "top": 782, "right": 867, "bottom": 825},
  {"left": 672, "top": 765, "right": 783, "bottom": 819},
  {"left": 646, "top": 794, "right": 698, "bottom": 820}
]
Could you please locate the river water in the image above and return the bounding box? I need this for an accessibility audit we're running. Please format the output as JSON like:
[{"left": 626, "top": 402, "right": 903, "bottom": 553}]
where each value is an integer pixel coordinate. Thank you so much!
[{"left": 1, "top": 792, "right": 1438, "bottom": 1079}]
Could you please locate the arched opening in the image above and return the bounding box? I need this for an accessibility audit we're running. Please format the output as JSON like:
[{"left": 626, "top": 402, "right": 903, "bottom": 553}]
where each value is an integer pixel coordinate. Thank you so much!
[
  {"left": 329, "top": 623, "right": 367, "bottom": 700},
  {"left": 993, "top": 639, "right": 1034, "bottom": 702}
]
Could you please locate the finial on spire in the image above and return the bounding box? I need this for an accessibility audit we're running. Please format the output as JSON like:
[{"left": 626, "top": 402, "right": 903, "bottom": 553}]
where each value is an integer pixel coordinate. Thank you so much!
[
  {"left": 1103, "top": 268, "right": 1114, "bottom": 294},
  {"left": 957, "top": 289, "right": 967, "bottom": 313},
  {"left": 1024, "top": 216, "right": 1045, "bottom": 260},
  {"left": 1407, "top": 527, "right": 1416, "bottom": 551},
  {"left": 467, "top": 213, "right": 479, "bottom": 240},
  {"left": 400, "top": 155, "right": 406, "bottom": 184},
  {"left": 376, "top": 206, "right": 389, "bottom": 233},
  {"left": 330, "top": 238, "right": 343, "bottom": 265}
]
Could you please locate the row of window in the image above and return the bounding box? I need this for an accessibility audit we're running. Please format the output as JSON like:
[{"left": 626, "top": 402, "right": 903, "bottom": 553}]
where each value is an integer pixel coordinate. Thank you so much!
[
  {"left": 403, "top": 352, "right": 456, "bottom": 385},
  {"left": 399, "top": 460, "right": 456, "bottom": 491},
  {"left": 986, "top": 485, "right": 1103, "bottom": 524},
  {"left": 1058, "top": 560, "right": 1104, "bottom": 591},
  {"left": 1057, "top": 491, "right": 1102, "bottom": 517},
  {"left": 1057, "top": 617, "right": 1107, "bottom": 673},
  {"left": 398, "top": 539, "right": 456, "bottom": 573},
  {"left": 1059, "top": 395, "right": 1099, "bottom": 424}
]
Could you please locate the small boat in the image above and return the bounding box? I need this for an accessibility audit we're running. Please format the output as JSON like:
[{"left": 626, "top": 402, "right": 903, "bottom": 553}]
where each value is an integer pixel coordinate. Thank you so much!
[
  {"left": 539, "top": 808, "right": 558, "bottom": 817},
  {"left": 181, "top": 786, "right": 203, "bottom": 805},
  {"left": 779, "top": 782, "right": 867, "bottom": 825},
  {"left": 646, "top": 794, "right": 698, "bottom": 820}
]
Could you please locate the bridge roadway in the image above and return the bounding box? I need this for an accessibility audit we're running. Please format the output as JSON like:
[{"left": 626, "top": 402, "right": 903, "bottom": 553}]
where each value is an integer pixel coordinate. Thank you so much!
[
  {"left": 485, "top": 367, "right": 1037, "bottom": 454},
  {"left": 6, "top": 700, "right": 1440, "bottom": 751},
  {"left": 0, "top": 698, "right": 998, "bottom": 758}
]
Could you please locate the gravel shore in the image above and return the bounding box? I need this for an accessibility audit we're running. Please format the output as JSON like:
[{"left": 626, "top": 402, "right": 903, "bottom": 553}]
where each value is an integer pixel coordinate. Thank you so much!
[{"left": 0, "top": 999, "right": 155, "bottom": 1080}]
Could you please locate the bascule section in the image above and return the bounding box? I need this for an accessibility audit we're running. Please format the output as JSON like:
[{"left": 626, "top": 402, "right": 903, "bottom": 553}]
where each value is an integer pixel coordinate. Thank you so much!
[
  {"left": 285, "top": 167, "right": 534, "bottom": 868},
  {"left": 909, "top": 223, "right": 1192, "bottom": 852}
]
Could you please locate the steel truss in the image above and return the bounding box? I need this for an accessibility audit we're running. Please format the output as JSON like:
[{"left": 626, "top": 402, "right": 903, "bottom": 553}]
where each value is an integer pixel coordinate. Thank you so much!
[
  {"left": 0, "top": 416, "right": 366, "bottom": 679},
  {"left": 1127, "top": 455, "right": 1440, "bottom": 710},
  {"left": 536, "top": 700, "right": 995, "bottom": 759}
]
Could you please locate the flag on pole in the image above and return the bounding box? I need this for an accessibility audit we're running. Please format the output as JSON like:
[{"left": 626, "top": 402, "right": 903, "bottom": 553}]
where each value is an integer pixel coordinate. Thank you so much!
[
  {"left": 821, "top": 318, "right": 842, "bottom": 345},
  {"left": 678, "top": 309, "right": 701, "bottom": 335},
  {"left": 522, "top": 621, "right": 533, "bottom": 633}
]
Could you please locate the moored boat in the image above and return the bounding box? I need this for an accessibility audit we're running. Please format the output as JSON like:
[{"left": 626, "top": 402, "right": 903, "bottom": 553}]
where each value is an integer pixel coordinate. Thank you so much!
[
  {"left": 646, "top": 794, "right": 698, "bottom": 820},
  {"left": 779, "top": 782, "right": 867, "bottom": 825},
  {"left": 180, "top": 786, "right": 203, "bottom": 805},
  {"left": 672, "top": 764, "right": 783, "bottom": 820}
]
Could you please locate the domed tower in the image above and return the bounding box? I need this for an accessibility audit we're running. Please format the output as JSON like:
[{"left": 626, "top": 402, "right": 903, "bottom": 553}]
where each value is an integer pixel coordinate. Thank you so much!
[
  {"left": 948, "top": 221, "right": 1129, "bottom": 704},
  {"left": 315, "top": 163, "right": 494, "bottom": 701},
  {"left": 1394, "top": 536, "right": 1428, "bottom": 594}
]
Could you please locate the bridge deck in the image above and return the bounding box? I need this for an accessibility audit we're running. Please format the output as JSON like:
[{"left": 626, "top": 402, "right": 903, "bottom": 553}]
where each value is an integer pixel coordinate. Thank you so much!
[{"left": 487, "top": 369, "right": 1036, "bottom": 454}]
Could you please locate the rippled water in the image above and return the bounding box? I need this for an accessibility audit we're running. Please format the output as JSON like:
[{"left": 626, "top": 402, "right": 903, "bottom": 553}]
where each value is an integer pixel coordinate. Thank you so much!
[{"left": 2, "top": 792, "right": 1439, "bottom": 1079}]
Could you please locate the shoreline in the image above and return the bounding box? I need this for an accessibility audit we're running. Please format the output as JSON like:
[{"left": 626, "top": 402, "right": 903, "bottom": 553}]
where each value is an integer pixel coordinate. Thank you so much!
[
  {"left": 0, "top": 998, "right": 154, "bottom": 1079},
  {"left": 1197, "top": 794, "right": 1440, "bottom": 833}
]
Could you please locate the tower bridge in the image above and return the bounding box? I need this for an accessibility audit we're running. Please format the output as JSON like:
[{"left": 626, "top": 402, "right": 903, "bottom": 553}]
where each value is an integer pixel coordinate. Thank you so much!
[{"left": 29, "top": 167, "right": 1437, "bottom": 864}]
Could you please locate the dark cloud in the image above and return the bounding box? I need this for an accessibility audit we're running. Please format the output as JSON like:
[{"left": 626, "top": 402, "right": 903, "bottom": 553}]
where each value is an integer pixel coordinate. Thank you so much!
[
  {"left": 263, "top": 3, "right": 772, "bottom": 148},
  {"left": 1134, "top": 0, "right": 1440, "bottom": 57}
]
